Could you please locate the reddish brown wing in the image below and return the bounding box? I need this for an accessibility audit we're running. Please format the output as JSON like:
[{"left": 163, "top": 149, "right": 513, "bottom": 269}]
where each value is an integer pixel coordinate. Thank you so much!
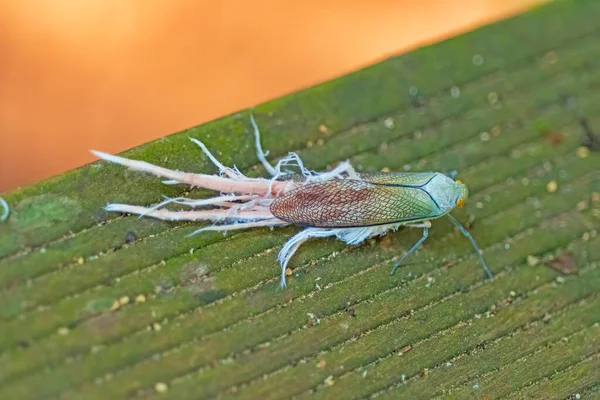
[{"left": 269, "top": 179, "right": 440, "bottom": 228}]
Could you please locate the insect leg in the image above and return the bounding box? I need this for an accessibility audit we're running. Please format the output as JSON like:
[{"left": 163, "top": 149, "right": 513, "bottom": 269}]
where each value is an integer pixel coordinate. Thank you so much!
[
  {"left": 250, "top": 113, "right": 278, "bottom": 177},
  {"left": 447, "top": 214, "right": 494, "bottom": 279},
  {"left": 277, "top": 228, "right": 337, "bottom": 288},
  {"left": 0, "top": 197, "right": 9, "bottom": 222},
  {"left": 188, "top": 138, "right": 242, "bottom": 179},
  {"left": 188, "top": 218, "right": 288, "bottom": 237},
  {"left": 390, "top": 225, "right": 430, "bottom": 275}
]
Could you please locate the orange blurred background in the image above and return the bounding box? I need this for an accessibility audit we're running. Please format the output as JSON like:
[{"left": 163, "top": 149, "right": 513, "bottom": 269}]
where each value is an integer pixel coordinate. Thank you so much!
[{"left": 0, "top": 0, "right": 546, "bottom": 193}]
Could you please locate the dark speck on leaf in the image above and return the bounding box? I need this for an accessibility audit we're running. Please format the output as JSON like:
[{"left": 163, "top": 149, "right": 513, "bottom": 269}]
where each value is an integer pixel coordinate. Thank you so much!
[
  {"left": 125, "top": 231, "right": 137, "bottom": 244},
  {"left": 18, "top": 340, "right": 30, "bottom": 349},
  {"left": 579, "top": 118, "right": 600, "bottom": 151},
  {"left": 545, "top": 131, "right": 563, "bottom": 147},
  {"left": 545, "top": 251, "right": 577, "bottom": 275}
]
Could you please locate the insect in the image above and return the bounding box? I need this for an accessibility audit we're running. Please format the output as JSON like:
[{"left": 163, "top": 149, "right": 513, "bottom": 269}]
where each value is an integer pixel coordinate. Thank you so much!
[{"left": 92, "top": 115, "right": 493, "bottom": 287}]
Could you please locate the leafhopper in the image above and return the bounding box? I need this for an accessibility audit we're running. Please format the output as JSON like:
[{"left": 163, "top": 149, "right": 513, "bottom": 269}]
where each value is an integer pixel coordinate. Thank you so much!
[{"left": 92, "top": 116, "right": 492, "bottom": 287}]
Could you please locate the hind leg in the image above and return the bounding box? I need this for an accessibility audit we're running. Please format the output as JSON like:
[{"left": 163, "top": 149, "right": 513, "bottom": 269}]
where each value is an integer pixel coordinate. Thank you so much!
[{"left": 390, "top": 221, "right": 431, "bottom": 275}]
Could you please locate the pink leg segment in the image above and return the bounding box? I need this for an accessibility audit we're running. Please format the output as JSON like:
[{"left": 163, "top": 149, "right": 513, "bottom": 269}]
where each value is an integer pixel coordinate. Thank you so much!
[{"left": 104, "top": 203, "right": 276, "bottom": 222}]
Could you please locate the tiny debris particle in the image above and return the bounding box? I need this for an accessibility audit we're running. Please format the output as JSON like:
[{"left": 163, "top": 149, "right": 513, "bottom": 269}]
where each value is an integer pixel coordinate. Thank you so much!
[
  {"left": 545, "top": 131, "right": 563, "bottom": 147},
  {"left": 575, "top": 394, "right": 581, "bottom": 399},
  {"left": 135, "top": 294, "right": 146, "bottom": 303},
  {"left": 110, "top": 300, "right": 120, "bottom": 311},
  {"left": 582, "top": 232, "right": 591, "bottom": 241},
  {"left": 487, "top": 92, "right": 499, "bottom": 104},
  {"left": 491, "top": 125, "right": 501, "bottom": 136},
  {"left": 77, "top": 257, "right": 84, "bottom": 265},
  {"left": 155, "top": 382, "right": 168, "bottom": 393},
  {"left": 384, "top": 117, "right": 395, "bottom": 129},
  {"left": 576, "top": 146, "right": 590, "bottom": 158},
  {"left": 544, "top": 50, "right": 558, "bottom": 65},
  {"left": 57, "top": 327, "right": 69, "bottom": 336},
  {"left": 317, "top": 360, "right": 326, "bottom": 369},
  {"left": 318, "top": 124, "right": 329, "bottom": 134},
  {"left": 381, "top": 167, "right": 391, "bottom": 173},
  {"left": 527, "top": 255, "right": 540, "bottom": 266},
  {"left": 119, "top": 296, "right": 130, "bottom": 306},
  {"left": 480, "top": 132, "right": 490, "bottom": 142},
  {"left": 409, "top": 86, "right": 418, "bottom": 96},
  {"left": 362, "top": 370, "right": 368, "bottom": 378},
  {"left": 124, "top": 231, "right": 137, "bottom": 244},
  {"left": 546, "top": 180, "right": 558, "bottom": 193},
  {"left": 476, "top": 202, "right": 484, "bottom": 209},
  {"left": 307, "top": 313, "right": 321, "bottom": 326},
  {"left": 545, "top": 251, "right": 577, "bottom": 275},
  {"left": 152, "top": 322, "right": 162, "bottom": 332},
  {"left": 324, "top": 376, "right": 335, "bottom": 386},
  {"left": 473, "top": 383, "right": 480, "bottom": 389},
  {"left": 285, "top": 268, "right": 293, "bottom": 276},
  {"left": 576, "top": 200, "right": 589, "bottom": 211},
  {"left": 509, "top": 291, "right": 516, "bottom": 297},
  {"left": 398, "top": 345, "right": 412, "bottom": 356},
  {"left": 504, "top": 243, "right": 511, "bottom": 250},
  {"left": 450, "top": 86, "right": 461, "bottom": 98},
  {"left": 472, "top": 54, "right": 484, "bottom": 66}
]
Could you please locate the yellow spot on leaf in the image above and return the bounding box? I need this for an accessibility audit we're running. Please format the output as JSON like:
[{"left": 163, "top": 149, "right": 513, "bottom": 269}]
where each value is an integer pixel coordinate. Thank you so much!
[
  {"left": 155, "top": 382, "right": 168, "bottom": 393},
  {"left": 135, "top": 294, "right": 146, "bottom": 303},
  {"left": 576, "top": 146, "right": 590, "bottom": 159}
]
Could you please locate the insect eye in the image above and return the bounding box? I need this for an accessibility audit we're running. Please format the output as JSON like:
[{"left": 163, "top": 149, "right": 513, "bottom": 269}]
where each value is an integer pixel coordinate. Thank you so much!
[{"left": 457, "top": 197, "right": 465, "bottom": 208}]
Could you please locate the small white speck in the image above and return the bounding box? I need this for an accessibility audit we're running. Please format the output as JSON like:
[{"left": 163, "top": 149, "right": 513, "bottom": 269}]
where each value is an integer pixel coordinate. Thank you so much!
[
  {"left": 575, "top": 394, "right": 581, "bottom": 399},
  {"left": 409, "top": 86, "right": 418, "bottom": 96},
  {"left": 556, "top": 276, "right": 566, "bottom": 284},
  {"left": 362, "top": 370, "right": 368, "bottom": 378},
  {"left": 189, "top": 248, "right": 194, "bottom": 254},
  {"left": 155, "top": 382, "right": 168, "bottom": 393},
  {"left": 475, "top": 314, "right": 482, "bottom": 319},
  {"left": 401, "top": 374, "right": 406, "bottom": 382},
  {"left": 384, "top": 117, "right": 395, "bottom": 129},
  {"left": 446, "top": 362, "right": 453, "bottom": 367},
  {"left": 480, "top": 132, "right": 491, "bottom": 142},
  {"left": 450, "top": 86, "right": 461, "bottom": 98},
  {"left": 473, "top": 383, "right": 479, "bottom": 389},
  {"left": 472, "top": 54, "right": 484, "bottom": 66},
  {"left": 504, "top": 243, "right": 511, "bottom": 250},
  {"left": 403, "top": 164, "right": 412, "bottom": 171}
]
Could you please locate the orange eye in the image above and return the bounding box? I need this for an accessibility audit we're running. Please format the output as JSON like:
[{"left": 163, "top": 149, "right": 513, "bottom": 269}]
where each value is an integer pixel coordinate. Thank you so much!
[
  {"left": 456, "top": 179, "right": 463, "bottom": 184},
  {"left": 457, "top": 197, "right": 465, "bottom": 208}
]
